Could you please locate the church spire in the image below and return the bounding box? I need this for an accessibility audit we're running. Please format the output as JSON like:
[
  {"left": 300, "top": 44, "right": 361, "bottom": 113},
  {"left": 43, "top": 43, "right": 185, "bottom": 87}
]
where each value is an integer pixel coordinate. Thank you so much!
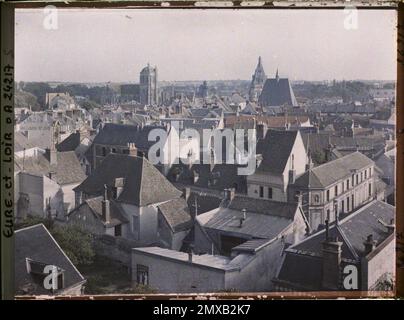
[{"left": 276, "top": 68, "right": 279, "bottom": 82}]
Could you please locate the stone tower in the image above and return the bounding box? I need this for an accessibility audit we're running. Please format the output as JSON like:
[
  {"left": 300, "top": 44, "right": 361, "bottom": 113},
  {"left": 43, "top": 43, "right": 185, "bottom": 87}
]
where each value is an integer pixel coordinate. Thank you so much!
[
  {"left": 248, "top": 56, "right": 267, "bottom": 102},
  {"left": 139, "top": 63, "right": 158, "bottom": 106}
]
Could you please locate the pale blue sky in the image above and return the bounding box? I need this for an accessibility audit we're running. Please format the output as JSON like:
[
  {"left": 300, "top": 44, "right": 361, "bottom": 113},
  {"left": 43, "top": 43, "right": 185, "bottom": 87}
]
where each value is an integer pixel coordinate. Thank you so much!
[{"left": 15, "top": 8, "right": 397, "bottom": 82}]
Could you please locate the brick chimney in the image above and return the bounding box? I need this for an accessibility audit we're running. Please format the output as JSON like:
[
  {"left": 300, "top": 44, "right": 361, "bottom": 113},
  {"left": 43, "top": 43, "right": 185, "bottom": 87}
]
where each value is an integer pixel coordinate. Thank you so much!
[
  {"left": 321, "top": 233, "right": 343, "bottom": 290},
  {"left": 102, "top": 184, "right": 110, "bottom": 223}
]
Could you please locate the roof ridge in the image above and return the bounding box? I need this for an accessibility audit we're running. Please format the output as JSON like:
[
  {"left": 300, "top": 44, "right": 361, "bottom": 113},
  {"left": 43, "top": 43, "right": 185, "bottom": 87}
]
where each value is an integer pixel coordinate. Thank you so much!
[{"left": 336, "top": 224, "right": 360, "bottom": 261}]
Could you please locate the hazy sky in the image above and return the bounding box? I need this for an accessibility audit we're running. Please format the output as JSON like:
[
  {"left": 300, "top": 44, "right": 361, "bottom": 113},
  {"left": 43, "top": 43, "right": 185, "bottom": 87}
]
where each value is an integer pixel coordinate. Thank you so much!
[{"left": 15, "top": 8, "right": 396, "bottom": 82}]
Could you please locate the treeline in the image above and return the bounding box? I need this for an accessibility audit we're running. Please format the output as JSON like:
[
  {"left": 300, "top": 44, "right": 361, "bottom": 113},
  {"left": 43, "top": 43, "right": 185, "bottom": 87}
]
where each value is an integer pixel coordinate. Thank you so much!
[
  {"left": 294, "top": 81, "right": 393, "bottom": 102},
  {"left": 18, "top": 82, "right": 115, "bottom": 110}
]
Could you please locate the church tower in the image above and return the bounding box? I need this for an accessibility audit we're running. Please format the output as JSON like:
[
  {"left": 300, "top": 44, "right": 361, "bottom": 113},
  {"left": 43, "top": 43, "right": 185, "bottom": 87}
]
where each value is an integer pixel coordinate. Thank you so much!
[
  {"left": 248, "top": 56, "right": 267, "bottom": 102},
  {"left": 139, "top": 63, "right": 158, "bottom": 106}
]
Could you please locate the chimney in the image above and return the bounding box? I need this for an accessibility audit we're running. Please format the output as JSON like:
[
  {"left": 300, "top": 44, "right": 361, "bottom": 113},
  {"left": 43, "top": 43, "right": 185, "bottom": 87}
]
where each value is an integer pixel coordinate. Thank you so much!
[
  {"left": 321, "top": 236, "right": 343, "bottom": 290},
  {"left": 325, "top": 219, "right": 330, "bottom": 240},
  {"left": 188, "top": 244, "right": 194, "bottom": 263},
  {"left": 256, "top": 123, "right": 268, "bottom": 140},
  {"left": 363, "top": 234, "right": 377, "bottom": 255},
  {"left": 102, "top": 184, "right": 110, "bottom": 223},
  {"left": 289, "top": 169, "right": 296, "bottom": 184},
  {"left": 183, "top": 187, "right": 191, "bottom": 202},
  {"left": 294, "top": 192, "right": 302, "bottom": 206},
  {"left": 306, "top": 151, "right": 314, "bottom": 171},
  {"left": 127, "top": 143, "right": 137, "bottom": 157},
  {"left": 224, "top": 188, "right": 235, "bottom": 202},
  {"left": 334, "top": 199, "right": 339, "bottom": 225}
]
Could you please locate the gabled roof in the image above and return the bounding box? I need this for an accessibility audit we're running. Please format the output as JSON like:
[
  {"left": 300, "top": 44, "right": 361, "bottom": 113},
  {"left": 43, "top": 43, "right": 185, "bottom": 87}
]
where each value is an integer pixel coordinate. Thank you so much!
[
  {"left": 15, "top": 131, "right": 35, "bottom": 153},
  {"left": 69, "top": 196, "right": 129, "bottom": 227},
  {"left": 56, "top": 132, "right": 81, "bottom": 152},
  {"left": 74, "top": 154, "right": 182, "bottom": 206},
  {"left": 92, "top": 123, "right": 165, "bottom": 150},
  {"left": 197, "top": 195, "right": 299, "bottom": 240},
  {"left": 14, "top": 151, "right": 86, "bottom": 185},
  {"left": 259, "top": 77, "right": 298, "bottom": 107},
  {"left": 256, "top": 129, "right": 298, "bottom": 174},
  {"left": 293, "top": 152, "right": 374, "bottom": 188},
  {"left": 15, "top": 224, "right": 85, "bottom": 295},
  {"left": 276, "top": 200, "right": 395, "bottom": 290},
  {"left": 157, "top": 198, "right": 192, "bottom": 232}
]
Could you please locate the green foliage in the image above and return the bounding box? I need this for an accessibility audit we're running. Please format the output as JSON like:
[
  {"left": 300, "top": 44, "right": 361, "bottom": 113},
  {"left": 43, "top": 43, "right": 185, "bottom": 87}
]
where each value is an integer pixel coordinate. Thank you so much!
[
  {"left": 294, "top": 80, "right": 373, "bottom": 102},
  {"left": 79, "top": 98, "right": 101, "bottom": 111},
  {"left": 51, "top": 225, "right": 95, "bottom": 266},
  {"left": 15, "top": 216, "right": 53, "bottom": 230},
  {"left": 311, "top": 150, "right": 327, "bottom": 165},
  {"left": 15, "top": 89, "right": 40, "bottom": 111},
  {"left": 121, "top": 284, "right": 157, "bottom": 294}
]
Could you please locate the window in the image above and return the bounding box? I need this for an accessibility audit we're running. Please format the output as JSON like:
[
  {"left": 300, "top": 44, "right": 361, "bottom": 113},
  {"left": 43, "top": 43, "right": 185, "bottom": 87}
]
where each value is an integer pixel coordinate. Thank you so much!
[
  {"left": 114, "top": 224, "right": 122, "bottom": 237},
  {"left": 356, "top": 174, "right": 359, "bottom": 185},
  {"left": 342, "top": 182, "right": 345, "bottom": 193},
  {"left": 326, "top": 209, "right": 330, "bottom": 221},
  {"left": 346, "top": 180, "right": 349, "bottom": 190},
  {"left": 268, "top": 187, "right": 273, "bottom": 199},
  {"left": 361, "top": 172, "right": 363, "bottom": 182},
  {"left": 102, "top": 147, "right": 107, "bottom": 157},
  {"left": 365, "top": 170, "right": 367, "bottom": 179},
  {"left": 352, "top": 174, "right": 355, "bottom": 187},
  {"left": 314, "top": 194, "right": 320, "bottom": 203},
  {"left": 334, "top": 185, "right": 338, "bottom": 197},
  {"left": 136, "top": 264, "right": 149, "bottom": 285},
  {"left": 112, "top": 148, "right": 117, "bottom": 153},
  {"left": 326, "top": 190, "right": 330, "bottom": 202},
  {"left": 259, "top": 186, "right": 264, "bottom": 198},
  {"left": 291, "top": 154, "right": 294, "bottom": 170},
  {"left": 369, "top": 167, "right": 372, "bottom": 177},
  {"left": 369, "top": 183, "right": 372, "bottom": 197}
]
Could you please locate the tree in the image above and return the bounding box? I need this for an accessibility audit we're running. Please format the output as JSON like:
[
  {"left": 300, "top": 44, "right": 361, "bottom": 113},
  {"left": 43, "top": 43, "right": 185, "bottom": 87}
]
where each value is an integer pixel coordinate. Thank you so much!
[
  {"left": 51, "top": 225, "right": 95, "bottom": 266},
  {"left": 311, "top": 149, "right": 327, "bottom": 165}
]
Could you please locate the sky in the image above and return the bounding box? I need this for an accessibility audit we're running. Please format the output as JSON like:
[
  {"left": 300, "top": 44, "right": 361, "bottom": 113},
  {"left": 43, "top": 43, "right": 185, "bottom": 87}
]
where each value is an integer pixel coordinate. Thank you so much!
[{"left": 15, "top": 8, "right": 397, "bottom": 82}]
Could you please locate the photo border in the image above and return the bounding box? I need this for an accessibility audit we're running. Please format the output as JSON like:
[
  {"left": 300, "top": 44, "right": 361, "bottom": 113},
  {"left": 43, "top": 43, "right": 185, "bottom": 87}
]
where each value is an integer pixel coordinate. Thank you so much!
[{"left": 1, "top": 0, "right": 402, "bottom": 300}]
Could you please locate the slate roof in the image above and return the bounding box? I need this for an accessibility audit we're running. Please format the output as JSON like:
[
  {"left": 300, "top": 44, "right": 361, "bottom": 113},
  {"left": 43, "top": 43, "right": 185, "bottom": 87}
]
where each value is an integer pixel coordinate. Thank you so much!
[
  {"left": 259, "top": 77, "right": 298, "bottom": 107},
  {"left": 158, "top": 198, "right": 192, "bottom": 232},
  {"left": 15, "top": 131, "right": 35, "bottom": 153},
  {"left": 228, "top": 196, "right": 299, "bottom": 220},
  {"left": 92, "top": 123, "right": 165, "bottom": 150},
  {"left": 15, "top": 224, "right": 85, "bottom": 295},
  {"left": 302, "top": 132, "right": 386, "bottom": 163},
  {"left": 133, "top": 247, "right": 254, "bottom": 272},
  {"left": 69, "top": 196, "right": 128, "bottom": 227},
  {"left": 275, "top": 200, "right": 395, "bottom": 290},
  {"left": 256, "top": 129, "right": 298, "bottom": 174},
  {"left": 74, "top": 154, "right": 182, "bottom": 206},
  {"left": 293, "top": 151, "right": 373, "bottom": 188},
  {"left": 186, "top": 191, "right": 222, "bottom": 216},
  {"left": 15, "top": 151, "right": 86, "bottom": 185},
  {"left": 197, "top": 195, "right": 299, "bottom": 239},
  {"left": 224, "top": 115, "right": 309, "bottom": 129},
  {"left": 56, "top": 132, "right": 81, "bottom": 152},
  {"left": 168, "top": 163, "right": 247, "bottom": 193}
]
